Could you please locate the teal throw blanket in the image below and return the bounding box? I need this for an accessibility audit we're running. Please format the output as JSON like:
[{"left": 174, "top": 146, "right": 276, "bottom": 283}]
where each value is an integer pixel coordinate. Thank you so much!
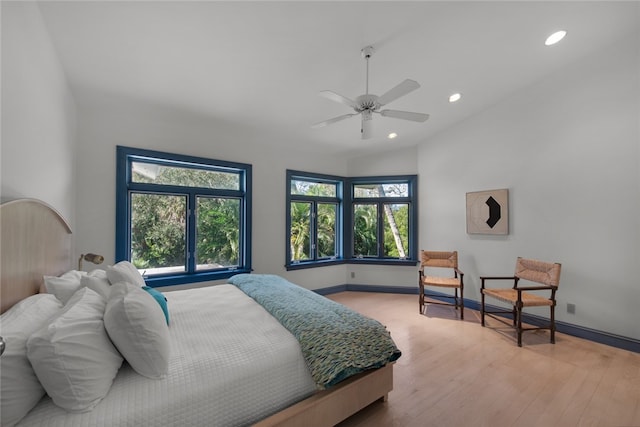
[{"left": 228, "top": 274, "right": 401, "bottom": 389}]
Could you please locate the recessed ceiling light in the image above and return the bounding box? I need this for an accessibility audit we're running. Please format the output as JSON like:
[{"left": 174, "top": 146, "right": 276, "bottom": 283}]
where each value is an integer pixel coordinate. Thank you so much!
[
  {"left": 545, "top": 30, "right": 567, "bottom": 46},
  {"left": 388, "top": 132, "right": 398, "bottom": 140},
  {"left": 449, "top": 93, "right": 462, "bottom": 103}
]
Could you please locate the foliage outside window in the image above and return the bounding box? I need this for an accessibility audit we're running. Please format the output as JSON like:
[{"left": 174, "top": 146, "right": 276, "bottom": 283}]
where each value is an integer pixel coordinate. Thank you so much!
[
  {"left": 286, "top": 171, "right": 417, "bottom": 270},
  {"left": 350, "top": 180, "right": 414, "bottom": 261},
  {"left": 116, "top": 146, "right": 252, "bottom": 287}
]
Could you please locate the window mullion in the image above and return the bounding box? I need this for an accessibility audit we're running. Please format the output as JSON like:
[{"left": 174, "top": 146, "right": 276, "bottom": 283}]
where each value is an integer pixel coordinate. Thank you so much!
[
  {"left": 187, "top": 193, "right": 197, "bottom": 274},
  {"left": 377, "top": 201, "right": 384, "bottom": 258},
  {"left": 311, "top": 202, "right": 318, "bottom": 261}
]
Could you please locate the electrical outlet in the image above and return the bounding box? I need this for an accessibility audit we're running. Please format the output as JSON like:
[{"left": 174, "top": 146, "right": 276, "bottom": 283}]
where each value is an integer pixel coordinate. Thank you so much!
[
  {"left": 350, "top": 272, "right": 355, "bottom": 279},
  {"left": 567, "top": 303, "right": 576, "bottom": 314}
]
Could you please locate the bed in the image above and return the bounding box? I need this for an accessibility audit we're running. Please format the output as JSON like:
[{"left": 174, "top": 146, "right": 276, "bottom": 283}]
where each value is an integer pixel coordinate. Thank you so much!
[{"left": 0, "top": 198, "right": 399, "bottom": 427}]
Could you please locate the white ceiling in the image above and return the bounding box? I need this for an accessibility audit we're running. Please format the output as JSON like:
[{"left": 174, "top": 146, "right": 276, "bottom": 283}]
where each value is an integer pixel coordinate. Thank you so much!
[{"left": 37, "top": 1, "right": 639, "bottom": 158}]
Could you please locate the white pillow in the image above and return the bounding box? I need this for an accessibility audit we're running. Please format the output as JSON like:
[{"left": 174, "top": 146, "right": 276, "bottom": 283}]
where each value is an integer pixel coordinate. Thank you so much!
[
  {"left": 80, "top": 269, "right": 111, "bottom": 300},
  {"left": 27, "top": 287, "right": 123, "bottom": 413},
  {"left": 104, "top": 282, "right": 170, "bottom": 379},
  {"left": 106, "top": 261, "right": 146, "bottom": 287},
  {"left": 43, "top": 270, "right": 86, "bottom": 304},
  {"left": 0, "top": 294, "right": 63, "bottom": 427}
]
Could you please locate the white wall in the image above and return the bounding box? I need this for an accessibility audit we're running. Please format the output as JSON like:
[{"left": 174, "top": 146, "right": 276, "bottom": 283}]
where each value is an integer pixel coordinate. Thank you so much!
[
  {"left": 1, "top": 2, "right": 77, "bottom": 228},
  {"left": 74, "top": 94, "right": 348, "bottom": 291},
  {"left": 417, "top": 34, "right": 640, "bottom": 340}
]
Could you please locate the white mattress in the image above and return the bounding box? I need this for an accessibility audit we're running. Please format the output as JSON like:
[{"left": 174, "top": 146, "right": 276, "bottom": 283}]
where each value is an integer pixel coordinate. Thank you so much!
[{"left": 18, "top": 285, "right": 317, "bottom": 427}]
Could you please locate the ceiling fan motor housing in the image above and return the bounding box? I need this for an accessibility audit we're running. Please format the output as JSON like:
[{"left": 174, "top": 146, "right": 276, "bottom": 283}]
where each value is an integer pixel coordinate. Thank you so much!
[{"left": 355, "top": 94, "right": 379, "bottom": 113}]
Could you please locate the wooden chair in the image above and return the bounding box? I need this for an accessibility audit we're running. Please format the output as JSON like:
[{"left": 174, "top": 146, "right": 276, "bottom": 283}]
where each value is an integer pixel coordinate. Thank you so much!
[
  {"left": 481, "top": 257, "right": 562, "bottom": 347},
  {"left": 418, "top": 251, "right": 464, "bottom": 319}
]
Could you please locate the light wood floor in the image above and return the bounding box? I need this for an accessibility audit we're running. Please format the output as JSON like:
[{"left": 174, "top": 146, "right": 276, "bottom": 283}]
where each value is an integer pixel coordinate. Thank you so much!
[{"left": 327, "top": 292, "right": 640, "bottom": 427}]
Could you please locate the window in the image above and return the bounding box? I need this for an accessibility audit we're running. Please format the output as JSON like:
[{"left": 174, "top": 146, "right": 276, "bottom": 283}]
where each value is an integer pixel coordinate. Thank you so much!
[
  {"left": 286, "top": 171, "right": 417, "bottom": 270},
  {"left": 116, "top": 146, "right": 252, "bottom": 287},
  {"left": 348, "top": 177, "right": 417, "bottom": 265},
  {"left": 286, "top": 171, "right": 342, "bottom": 269}
]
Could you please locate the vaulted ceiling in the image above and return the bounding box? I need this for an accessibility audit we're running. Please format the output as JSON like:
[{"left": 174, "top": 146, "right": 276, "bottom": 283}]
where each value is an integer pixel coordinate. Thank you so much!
[{"left": 37, "top": 1, "right": 639, "bottom": 157}]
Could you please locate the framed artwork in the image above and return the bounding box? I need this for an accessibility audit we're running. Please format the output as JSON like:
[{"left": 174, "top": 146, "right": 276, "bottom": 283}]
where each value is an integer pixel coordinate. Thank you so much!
[{"left": 466, "top": 189, "right": 509, "bottom": 235}]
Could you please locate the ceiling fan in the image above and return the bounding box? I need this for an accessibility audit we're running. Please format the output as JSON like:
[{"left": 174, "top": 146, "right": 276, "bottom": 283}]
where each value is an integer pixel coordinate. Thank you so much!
[{"left": 312, "top": 46, "right": 429, "bottom": 139}]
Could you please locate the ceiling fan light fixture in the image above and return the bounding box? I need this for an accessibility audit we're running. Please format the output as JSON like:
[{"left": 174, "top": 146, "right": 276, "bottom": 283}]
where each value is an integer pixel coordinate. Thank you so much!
[
  {"left": 545, "top": 30, "right": 567, "bottom": 46},
  {"left": 449, "top": 93, "right": 462, "bottom": 103},
  {"left": 361, "top": 115, "right": 373, "bottom": 139}
]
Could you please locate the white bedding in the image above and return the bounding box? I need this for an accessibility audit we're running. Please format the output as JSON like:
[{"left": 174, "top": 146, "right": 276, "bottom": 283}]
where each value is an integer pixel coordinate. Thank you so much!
[{"left": 17, "top": 285, "right": 317, "bottom": 427}]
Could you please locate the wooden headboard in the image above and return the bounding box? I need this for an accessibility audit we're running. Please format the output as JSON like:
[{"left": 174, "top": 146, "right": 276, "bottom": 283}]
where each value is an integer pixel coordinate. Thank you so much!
[{"left": 0, "top": 199, "right": 72, "bottom": 313}]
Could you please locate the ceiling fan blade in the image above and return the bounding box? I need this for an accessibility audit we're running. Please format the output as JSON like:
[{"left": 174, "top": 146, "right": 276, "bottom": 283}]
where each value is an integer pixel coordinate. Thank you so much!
[
  {"left": 376, "top": 79, "right": 420, "bottom": 106},
  {"left": 380, "top": 109, "right": 430, "bottom": 122},
  {"left": 318, "top": 90, "right": 358, "bottom": 109},
  {"left": 361, "top": 116, "right": 373, "bottom": 139},
  {"left": 311, "top": 113, "right": 357, "bottom": 129}
]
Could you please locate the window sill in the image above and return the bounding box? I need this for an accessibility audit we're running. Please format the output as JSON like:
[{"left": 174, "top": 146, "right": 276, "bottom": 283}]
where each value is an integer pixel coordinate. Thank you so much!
[
  {"left": 347, "top": 259, "right": 419, "bottom": 267},
  {"left": 285, "top": 258, "right": 418, "bottom": 270},
  {"left": 285, "top": 259, "right": 345, "bottom": 271},
  {"left": 143, "top": 268, "right": 251, "bottom": 288}
]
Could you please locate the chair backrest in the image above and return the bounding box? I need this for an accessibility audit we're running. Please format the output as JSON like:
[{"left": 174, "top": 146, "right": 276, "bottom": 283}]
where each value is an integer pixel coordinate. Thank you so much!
[
  {"left": 420, "top": 251, "right": 458, "bottom": 269},
  {"left": 515, "top": 257, "right": 561, "bottom": 287}
]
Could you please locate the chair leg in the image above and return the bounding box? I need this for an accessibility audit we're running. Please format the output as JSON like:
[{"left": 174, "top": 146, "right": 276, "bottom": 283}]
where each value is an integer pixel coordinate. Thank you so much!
[
  {"left": 516, "top": 303, "right": 523, "bottom": 347},
  {"left": 480, "top": 292, "right": 485, "bottom": 326},
  {"left": 418, "top": 285, "right": 423, "bottom": 314},
  {"left": 459, "top": 287, "right": 464, "bottom": 320},
  {"left": 550, "top": 304, "right": 556, "bottom": 344}
]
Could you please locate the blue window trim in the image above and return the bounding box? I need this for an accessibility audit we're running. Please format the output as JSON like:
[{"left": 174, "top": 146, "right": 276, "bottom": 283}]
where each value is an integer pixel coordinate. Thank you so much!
[
  {"left": 116, "top": 146, "right": 252, "bottom": 287},
  {"left": 285, "top": 170, "right": 344, "bottom": 269},
  {"left": 285, "top": 171, "right": 418, "bottom": 270},
  {"left": 347, "top": 175, "right": 418, "bottom": 263}
]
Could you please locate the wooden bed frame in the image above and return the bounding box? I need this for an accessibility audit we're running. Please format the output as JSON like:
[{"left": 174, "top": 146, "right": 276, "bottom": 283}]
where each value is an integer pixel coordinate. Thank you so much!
[{"left": 0, "top": 198, "right": 394, "bottom": 426}]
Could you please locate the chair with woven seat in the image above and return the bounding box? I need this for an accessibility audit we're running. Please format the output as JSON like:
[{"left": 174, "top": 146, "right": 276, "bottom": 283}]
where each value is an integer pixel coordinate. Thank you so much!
[
  {"left": 418, "top": 251, "right": 464, "bottom": 319},
  {"left": 481, "top": 257, "right": 562, "bottom": 347}
]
